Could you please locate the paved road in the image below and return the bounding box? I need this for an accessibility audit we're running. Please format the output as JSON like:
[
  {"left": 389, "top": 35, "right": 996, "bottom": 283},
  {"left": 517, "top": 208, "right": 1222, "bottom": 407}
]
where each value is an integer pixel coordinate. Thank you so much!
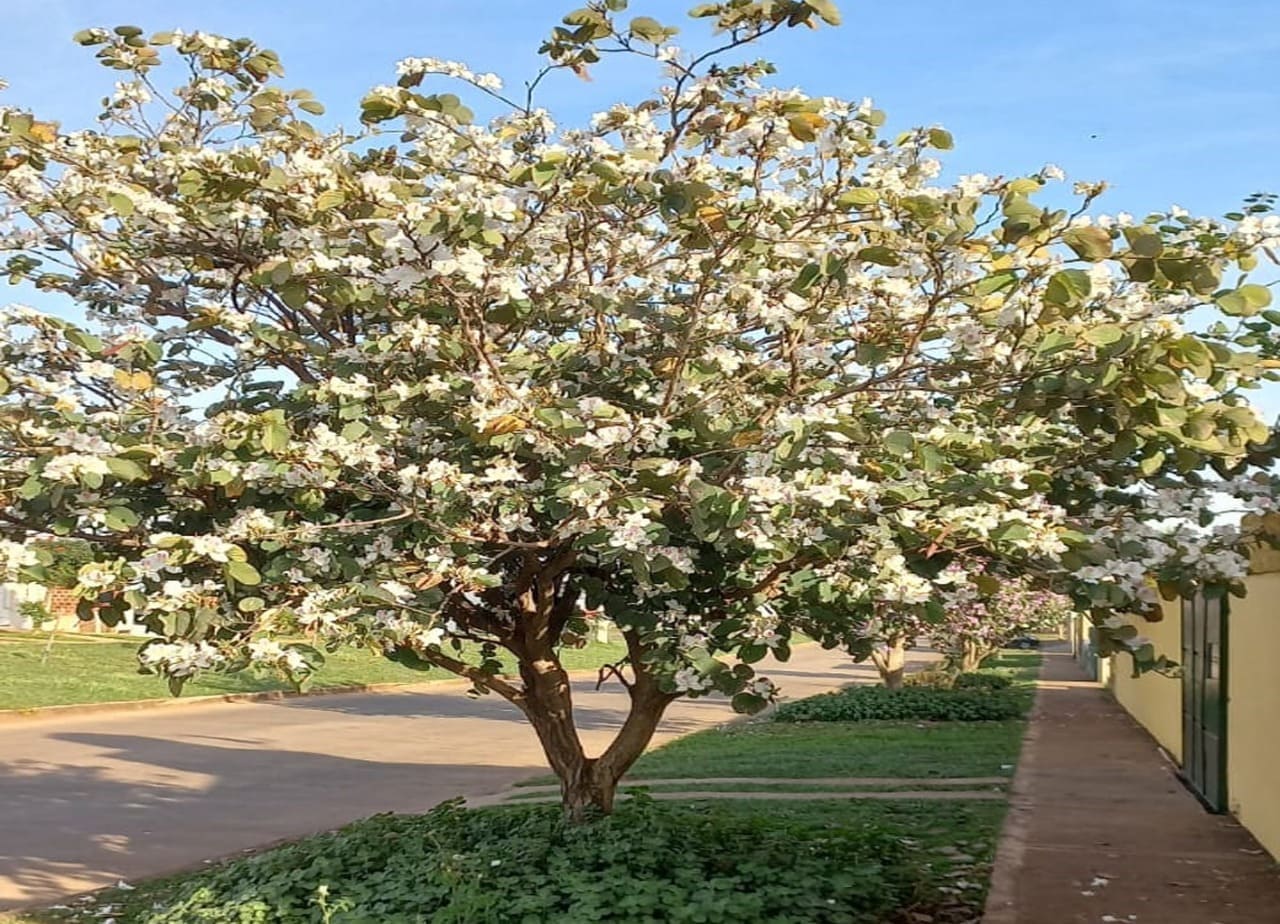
[{"left": 0, "top": 644, "right": 903, "bottom": 909}]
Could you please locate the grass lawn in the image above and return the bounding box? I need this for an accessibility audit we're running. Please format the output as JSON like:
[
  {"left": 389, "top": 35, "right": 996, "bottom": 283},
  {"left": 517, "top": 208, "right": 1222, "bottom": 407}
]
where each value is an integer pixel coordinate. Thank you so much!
[
  {"left": 512, "top": 650, "right": 1042, "bottom": 786},
  {"left": 623, "top": 720, "right": 1023, "bottom": 780},
  {"left": 0, "top": 633, "right": 627, "bottom": 711}
]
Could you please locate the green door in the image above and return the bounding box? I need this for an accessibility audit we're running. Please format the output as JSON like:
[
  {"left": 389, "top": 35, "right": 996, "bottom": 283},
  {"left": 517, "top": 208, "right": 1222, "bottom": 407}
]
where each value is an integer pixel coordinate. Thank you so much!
[{"left": 1181, "top": 593, "right": 1228, "bottom": 811}]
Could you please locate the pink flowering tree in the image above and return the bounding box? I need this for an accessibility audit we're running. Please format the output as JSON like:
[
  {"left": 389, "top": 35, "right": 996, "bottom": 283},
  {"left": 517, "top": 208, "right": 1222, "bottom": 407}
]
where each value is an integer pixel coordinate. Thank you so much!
[
  {"left": 2, "top": 1, "right": 1280, "bottom": 817},
  {"left": 828, "top": 604, "right": 932, "bottom": 690},
  {"left": 929, "top": 578, "right": 1075, "bottom": 674}
]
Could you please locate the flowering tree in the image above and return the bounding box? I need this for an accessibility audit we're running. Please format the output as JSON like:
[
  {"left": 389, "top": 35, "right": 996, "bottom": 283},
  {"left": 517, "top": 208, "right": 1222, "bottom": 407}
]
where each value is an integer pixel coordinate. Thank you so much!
[
  {"left": 829, "top": 604, "right": 930, "bottom": 690},
  {"left": 2, "top": 0, "right": 1280, "bottom": 817},
  {"left": 929, "top": 578, "right": 1075, "bottom": 673},
  {"left": 865, "top": 610, "right": 920, "bottom": 691}
]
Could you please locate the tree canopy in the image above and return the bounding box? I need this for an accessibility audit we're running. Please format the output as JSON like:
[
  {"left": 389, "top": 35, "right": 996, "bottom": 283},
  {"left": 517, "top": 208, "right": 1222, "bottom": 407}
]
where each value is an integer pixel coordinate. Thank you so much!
[{"left": 1, "top": 0, "right": 1278, "bottom": 813}]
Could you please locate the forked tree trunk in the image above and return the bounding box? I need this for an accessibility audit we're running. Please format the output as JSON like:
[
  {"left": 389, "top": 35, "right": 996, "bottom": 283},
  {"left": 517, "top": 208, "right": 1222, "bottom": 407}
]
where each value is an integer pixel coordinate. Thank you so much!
[
  {"left": 519, "top": 648, "right": 674, "bottom": 822},
  {"left": 870, "top": 633, "right": 908, "bottom": 690},
  {"left": 955, "top": 640, "right": 995, "bottom": 674}
]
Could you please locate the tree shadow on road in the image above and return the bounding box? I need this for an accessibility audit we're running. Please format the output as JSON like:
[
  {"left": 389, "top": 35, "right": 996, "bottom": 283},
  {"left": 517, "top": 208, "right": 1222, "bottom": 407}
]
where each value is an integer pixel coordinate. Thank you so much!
[
  {"left": 0, "top": 733, "right": 530, "bottom": 912},
  {"left": 268, "top": 676, "right": 734, "bottom": 737}
]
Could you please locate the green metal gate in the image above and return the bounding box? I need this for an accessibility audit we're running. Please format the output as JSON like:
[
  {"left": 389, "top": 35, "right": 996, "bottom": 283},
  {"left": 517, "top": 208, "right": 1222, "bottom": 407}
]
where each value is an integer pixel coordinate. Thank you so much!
[{"left": 1181, "top": 593, "right": 1228, "bottom": 812}]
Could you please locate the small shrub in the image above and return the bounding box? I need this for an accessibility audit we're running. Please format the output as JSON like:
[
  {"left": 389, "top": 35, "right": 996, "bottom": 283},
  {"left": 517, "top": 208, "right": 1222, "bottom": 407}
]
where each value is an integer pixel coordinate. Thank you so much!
[
  {"left": 775, "top": 685, "right": 1028, "bottom": 723},
  {"left": 17, "top": 600, "right": 50, "bottom": 627},
  {"left": 140, "top": 797, "right": 922, "bottom": 923},
  {"left": 952, "top": 672, "right": 1013, "bottom": 691},
  {"left": 903, "top": 668, "right": 954, "bottom": 689},
  {"left": 29, "top": 538, "right": 94, "bottom": 588}
]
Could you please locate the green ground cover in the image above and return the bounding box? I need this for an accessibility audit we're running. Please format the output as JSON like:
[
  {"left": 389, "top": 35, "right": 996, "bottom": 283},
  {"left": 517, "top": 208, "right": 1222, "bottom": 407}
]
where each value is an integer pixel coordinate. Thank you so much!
[{"left": 4, "top": 651, "right": 1040, "bottom": 923}]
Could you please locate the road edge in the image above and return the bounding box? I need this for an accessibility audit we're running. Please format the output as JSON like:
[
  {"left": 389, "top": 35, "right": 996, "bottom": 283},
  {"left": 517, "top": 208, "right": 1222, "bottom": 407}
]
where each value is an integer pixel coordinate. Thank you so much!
[
  {"left": 0, "top": 671, "right": 611, "bottom": 724},
  {"left": 980, "top": 650, "right": 1050, "bottom": 923}
]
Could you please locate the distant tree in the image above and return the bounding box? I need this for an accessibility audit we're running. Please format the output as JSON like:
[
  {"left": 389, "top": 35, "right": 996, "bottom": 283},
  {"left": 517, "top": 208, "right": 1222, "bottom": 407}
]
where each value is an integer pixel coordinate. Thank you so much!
[
  {"left": 28, "top": 538, "right": 94, "bottom": 589},
  {"left": 930, "top": 578, "right": 1075, "bottom": 673}
]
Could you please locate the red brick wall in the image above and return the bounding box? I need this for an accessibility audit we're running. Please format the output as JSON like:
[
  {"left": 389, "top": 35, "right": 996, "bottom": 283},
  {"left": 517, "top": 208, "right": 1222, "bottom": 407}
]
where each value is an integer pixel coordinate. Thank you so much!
[{"left": 46, "top": 587, "right": 79, "bottom": 617}]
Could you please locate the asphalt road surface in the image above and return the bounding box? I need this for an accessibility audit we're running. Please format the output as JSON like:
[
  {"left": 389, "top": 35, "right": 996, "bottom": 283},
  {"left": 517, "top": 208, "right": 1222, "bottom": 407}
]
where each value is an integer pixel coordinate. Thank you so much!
[{"left": 0, "top": 643, "right": 908, "bottom": 909}]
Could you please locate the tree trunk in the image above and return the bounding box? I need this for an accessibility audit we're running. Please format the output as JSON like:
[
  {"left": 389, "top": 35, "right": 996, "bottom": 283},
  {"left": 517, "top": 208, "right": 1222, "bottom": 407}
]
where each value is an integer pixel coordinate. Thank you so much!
[
  {"left": 957, "top": 640, "right": 994, "bottom": 674},
  {"left": 520, "top": 645, "right": 675, "bottom": 822},
  {"left": 870, "top": 633, "right": 908, "bottom": 690},
  {"left": 558, "top": 757, "right": 618, "bottom": 820}
]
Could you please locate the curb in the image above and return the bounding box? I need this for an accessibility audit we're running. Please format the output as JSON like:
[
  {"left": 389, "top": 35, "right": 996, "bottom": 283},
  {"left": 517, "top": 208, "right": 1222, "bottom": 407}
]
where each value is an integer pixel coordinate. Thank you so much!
[
  {"left": 0, "top": 680, "right": 446, "bottom": 724},
  {"left": 0, "top": 669, "right": 608, "bottom": 725},
  {"left": 980, "top": 654, "right": 1049, "bottom": 923},
  {"left": 472, "top": 789, "right": 1008, "bottom": 808}
]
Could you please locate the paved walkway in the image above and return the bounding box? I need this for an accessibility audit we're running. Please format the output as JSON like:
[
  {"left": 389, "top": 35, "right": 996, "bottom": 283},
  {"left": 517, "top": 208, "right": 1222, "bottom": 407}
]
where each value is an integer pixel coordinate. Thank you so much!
[
  {"left": 985, "top": 646, "right": 1280, "bottom": 924},
  {"left": 0, "top": 643, "right": 900, "bottom": 910}
]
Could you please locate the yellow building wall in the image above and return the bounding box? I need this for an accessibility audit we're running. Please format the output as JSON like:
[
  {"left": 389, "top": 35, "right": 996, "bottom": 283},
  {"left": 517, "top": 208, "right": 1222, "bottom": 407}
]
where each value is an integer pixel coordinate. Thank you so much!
[
  {"left": 1109, "top": 600, "right": 1184, "bottom": 762},
  {"left": 1225, "top": 569, "right": 1280, "bottom": 862}
]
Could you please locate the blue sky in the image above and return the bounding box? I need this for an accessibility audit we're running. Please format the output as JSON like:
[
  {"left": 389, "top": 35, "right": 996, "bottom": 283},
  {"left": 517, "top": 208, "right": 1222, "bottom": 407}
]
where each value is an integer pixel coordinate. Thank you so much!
[
  {"left": 4, "top": 0, "right": 1280, "bottom": 412},
  {"left": 6, "top": 0, "right": 1278, "bottom": 217}
]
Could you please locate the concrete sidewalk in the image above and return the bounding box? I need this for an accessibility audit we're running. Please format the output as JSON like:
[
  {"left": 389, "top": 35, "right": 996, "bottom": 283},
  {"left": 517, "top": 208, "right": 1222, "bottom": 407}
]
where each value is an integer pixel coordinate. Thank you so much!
[{"left": 985, "top": 646, "right": 1280, "bottom": 924}]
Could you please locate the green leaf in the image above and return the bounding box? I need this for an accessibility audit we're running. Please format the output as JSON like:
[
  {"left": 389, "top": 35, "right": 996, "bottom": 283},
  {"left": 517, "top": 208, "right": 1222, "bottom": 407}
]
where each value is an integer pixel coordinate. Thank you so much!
[
  {"left": 261, "top": 421, "right": 290, "bottom": 452},
  {"left": 1215, "top": 286, "right": 1270, "bottom": 316},
  {"left": 1001, "top": 195, "right": 1042, "bottom": 227},
  {"left": 1123, "top": 225, "right": 1163, "bottom": 258},
  {"left": 975, "top": 270, "right": 1018, "bottom": 296},
  {"left": 105, "top": 457, "right": 147, "bottom": 481},
  {"left": 786, "top": 114, "right": 820, "bottom": 142},
  {"left": 107, "top": 193, "right": 135, "bottom": 217},
  {"left": 104, "top": 506, "right": 140, "bottom": 531},
  {"left": 1062, "top": 226, "right": 1113, "bottom": 262},
  {"left": 1126, "top": 257, "right": 1156, "bottom": 283},
  {"left": 176, "top": 170, "right": 205, "bottom": 197},
  {"left": 286, "top": 643, "right": 325, "bottom": 670},
  {"left": 1082, "top": 324, "right": 1125, "bottom": 347},
  {"left": 1044, "top": 269, "right": 1092, "bottom": 308},
  {"left": 226, "top": 561, "right": 262, "bottom": 586},
  {"left": 883, "top": 430, "right": 915, "bottom": 456},
  {"left": 64, "top": 329, "right": 104, "bottom": 354},
  {"left": 836, "top": 187, "right": 878, "bottom": 208},
  {"left": 926, "top": 127, "right": 953, "bottom": 150},
  {"left": 1035, "top": 329, "right": 1075, "bottom": 355},
  {"left": 315, "top": 188, "right": 345, "bottom": 211},
  {"left": 1138, "top": 448, "right": 1164, "bottom": 476},
  {"left": 628, "top": 16, "right": 667, "bottom": 42},
  {"left": 1239, "top": 284, "right": 1273, "bottom": 310},
  {"left": 856, "top": 246, "right": 900, "bottom": 267},
  {"left": 992, "top": 522, "right": 1030, "bottom": 542},
  {"left": 790, "top": 262, "right": 822, "bottom": 293},
  {"left": 1216, "top": 291, "right": 1248, "bottom": 315}
]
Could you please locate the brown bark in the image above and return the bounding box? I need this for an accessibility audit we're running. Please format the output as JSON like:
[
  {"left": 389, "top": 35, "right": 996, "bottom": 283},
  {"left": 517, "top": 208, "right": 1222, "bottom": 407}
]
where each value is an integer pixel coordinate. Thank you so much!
[
  {"left": 429, "top": 547, "right": 678, "bottom": 821},
  {"left": 518, "top": 627, "right": 676, "bottom": 821},
  {"left": 954, "top": 640, "right": 996, "bottom": 674},
  {"left": 870, "top": 633, "right": 908, "bottom": 690}
]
